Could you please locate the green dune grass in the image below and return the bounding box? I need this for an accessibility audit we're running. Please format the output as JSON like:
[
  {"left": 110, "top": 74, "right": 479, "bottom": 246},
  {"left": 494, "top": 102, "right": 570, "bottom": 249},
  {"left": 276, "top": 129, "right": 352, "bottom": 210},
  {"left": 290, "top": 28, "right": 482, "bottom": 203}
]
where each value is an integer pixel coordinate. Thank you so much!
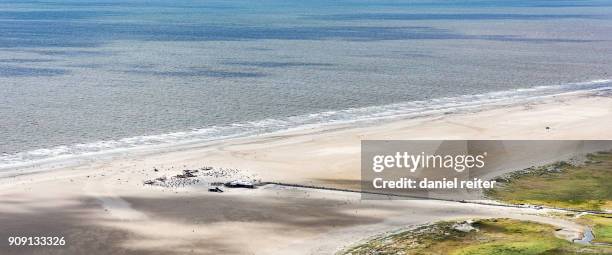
[
  {"left": 578, "top": 214, "right": 612, "bottom": 244},
  {"left": 341, "top": 219, "right": 610, "bottom": 255},
  {"left": 341, "top": 152, "right": 612, "bottom": 254},
  {"left": 485, "top": 151, "right": 612, "bottom": 212}
]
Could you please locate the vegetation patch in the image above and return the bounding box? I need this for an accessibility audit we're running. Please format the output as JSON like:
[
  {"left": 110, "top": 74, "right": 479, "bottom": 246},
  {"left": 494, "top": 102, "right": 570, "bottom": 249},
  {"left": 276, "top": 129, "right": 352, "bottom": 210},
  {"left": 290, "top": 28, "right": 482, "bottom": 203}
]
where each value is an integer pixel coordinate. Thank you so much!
[
  {"left": 340, "top": 219, "right": 610, "bottom": 255},
  {"left": 485, "top": 151, "right": 612, "bottom": 211},
  {"left": 577, "top": 214, "right": 612, "bottom": 244}
]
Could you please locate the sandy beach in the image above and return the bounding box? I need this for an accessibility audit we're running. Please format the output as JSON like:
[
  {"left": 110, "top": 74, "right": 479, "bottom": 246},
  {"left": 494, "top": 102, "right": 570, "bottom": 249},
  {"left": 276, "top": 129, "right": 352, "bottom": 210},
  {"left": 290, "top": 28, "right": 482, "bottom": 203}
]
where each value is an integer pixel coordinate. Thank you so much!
[{"left": 1, "top": 91, "right": 611, "bottom": 254}]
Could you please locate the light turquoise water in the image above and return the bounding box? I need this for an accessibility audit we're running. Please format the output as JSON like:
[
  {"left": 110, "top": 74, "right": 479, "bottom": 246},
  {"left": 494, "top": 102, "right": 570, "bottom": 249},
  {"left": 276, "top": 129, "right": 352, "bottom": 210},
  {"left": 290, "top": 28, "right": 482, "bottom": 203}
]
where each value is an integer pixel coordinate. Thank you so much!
[{"left": 1, "top": 0, "right": 612, "bottom": 167}]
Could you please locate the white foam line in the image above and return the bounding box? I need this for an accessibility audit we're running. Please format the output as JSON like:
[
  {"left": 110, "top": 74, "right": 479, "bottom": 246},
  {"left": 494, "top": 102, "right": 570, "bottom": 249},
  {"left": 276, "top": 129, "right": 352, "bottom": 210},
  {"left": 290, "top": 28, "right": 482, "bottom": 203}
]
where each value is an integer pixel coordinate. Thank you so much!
[{"left": 1, "top": 79, "right": 611, "bottom": 171}]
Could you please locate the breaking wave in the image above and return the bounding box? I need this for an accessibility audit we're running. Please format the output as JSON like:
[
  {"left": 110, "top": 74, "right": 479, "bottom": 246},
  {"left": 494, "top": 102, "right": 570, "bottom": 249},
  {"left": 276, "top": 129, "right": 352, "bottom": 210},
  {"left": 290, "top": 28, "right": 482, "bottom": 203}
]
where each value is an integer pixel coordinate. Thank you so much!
[{"left": 1, "top": 79, "right": 611, "bottom": 170}]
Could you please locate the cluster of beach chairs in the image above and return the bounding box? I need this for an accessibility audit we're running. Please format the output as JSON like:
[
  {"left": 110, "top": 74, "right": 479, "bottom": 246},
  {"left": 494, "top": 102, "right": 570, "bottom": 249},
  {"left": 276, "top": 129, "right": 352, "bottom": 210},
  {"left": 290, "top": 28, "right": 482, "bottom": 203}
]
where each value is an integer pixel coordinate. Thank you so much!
[{"left": 143, "top": 166, "right": 256, "bottom": 191}]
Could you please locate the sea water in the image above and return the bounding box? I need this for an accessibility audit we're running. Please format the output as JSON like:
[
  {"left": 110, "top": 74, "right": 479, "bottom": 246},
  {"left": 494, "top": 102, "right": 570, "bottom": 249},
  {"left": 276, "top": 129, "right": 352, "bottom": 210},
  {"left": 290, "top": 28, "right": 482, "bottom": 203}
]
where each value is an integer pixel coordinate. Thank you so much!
[{"left": 1, "top": 0, "right": 612, "bottom": 168}]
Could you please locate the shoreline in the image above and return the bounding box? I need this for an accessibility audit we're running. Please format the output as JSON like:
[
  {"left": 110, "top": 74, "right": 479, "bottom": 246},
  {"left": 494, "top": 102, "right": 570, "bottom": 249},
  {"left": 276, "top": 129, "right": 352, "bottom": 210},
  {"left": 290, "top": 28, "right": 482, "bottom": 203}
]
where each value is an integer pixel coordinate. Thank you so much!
[
  {"left": 2, "top": 79, "right": 611, "bottom": 172},
  {"left": 0, "top": 91, "right": 611, "bottom": 254},
  {"left": 4, "top": 90, "right": 611, "bottom": 182}
]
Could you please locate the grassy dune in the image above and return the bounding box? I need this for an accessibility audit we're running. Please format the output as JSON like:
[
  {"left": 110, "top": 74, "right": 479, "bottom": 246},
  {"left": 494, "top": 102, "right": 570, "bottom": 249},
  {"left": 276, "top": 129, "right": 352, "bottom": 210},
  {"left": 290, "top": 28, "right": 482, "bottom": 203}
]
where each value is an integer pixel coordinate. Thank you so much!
[
  {"left": 577, "top": 214, "right": 612, "bottom": 244},
  {"left": 343, "top": 154, "right": 612, "bottom": 254},
  {"left": 486, "top": 151, "right": 612, "bottom": 212},
  {"left": 341, "top": 219, "right": 610, "bottom": 255},
  {"left": 483, "top": 151, "right": 612, "bottom": 248}
]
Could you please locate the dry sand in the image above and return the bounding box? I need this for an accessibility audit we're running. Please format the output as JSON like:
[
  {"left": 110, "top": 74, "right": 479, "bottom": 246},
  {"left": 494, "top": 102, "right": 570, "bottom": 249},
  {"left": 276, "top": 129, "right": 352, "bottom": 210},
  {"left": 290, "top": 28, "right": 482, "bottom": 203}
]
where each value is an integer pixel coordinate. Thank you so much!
[{"left": 0, "top": 91, "right": 611, "bottom": 254}]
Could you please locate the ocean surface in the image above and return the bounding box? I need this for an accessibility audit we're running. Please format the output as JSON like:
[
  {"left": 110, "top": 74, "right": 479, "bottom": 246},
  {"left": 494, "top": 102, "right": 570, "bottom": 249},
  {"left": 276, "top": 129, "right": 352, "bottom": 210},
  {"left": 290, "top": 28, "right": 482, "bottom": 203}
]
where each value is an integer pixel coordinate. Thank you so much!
[{"left": 1, "top": 0, "right": 612, "bottom": 168}]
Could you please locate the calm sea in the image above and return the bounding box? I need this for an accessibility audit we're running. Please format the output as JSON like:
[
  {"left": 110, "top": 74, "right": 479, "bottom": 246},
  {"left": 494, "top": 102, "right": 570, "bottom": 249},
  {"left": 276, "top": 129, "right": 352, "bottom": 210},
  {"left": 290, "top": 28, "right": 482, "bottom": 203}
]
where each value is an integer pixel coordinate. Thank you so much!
[{"left": 1, "top": 0, "right": 612, "bottom": 168}]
